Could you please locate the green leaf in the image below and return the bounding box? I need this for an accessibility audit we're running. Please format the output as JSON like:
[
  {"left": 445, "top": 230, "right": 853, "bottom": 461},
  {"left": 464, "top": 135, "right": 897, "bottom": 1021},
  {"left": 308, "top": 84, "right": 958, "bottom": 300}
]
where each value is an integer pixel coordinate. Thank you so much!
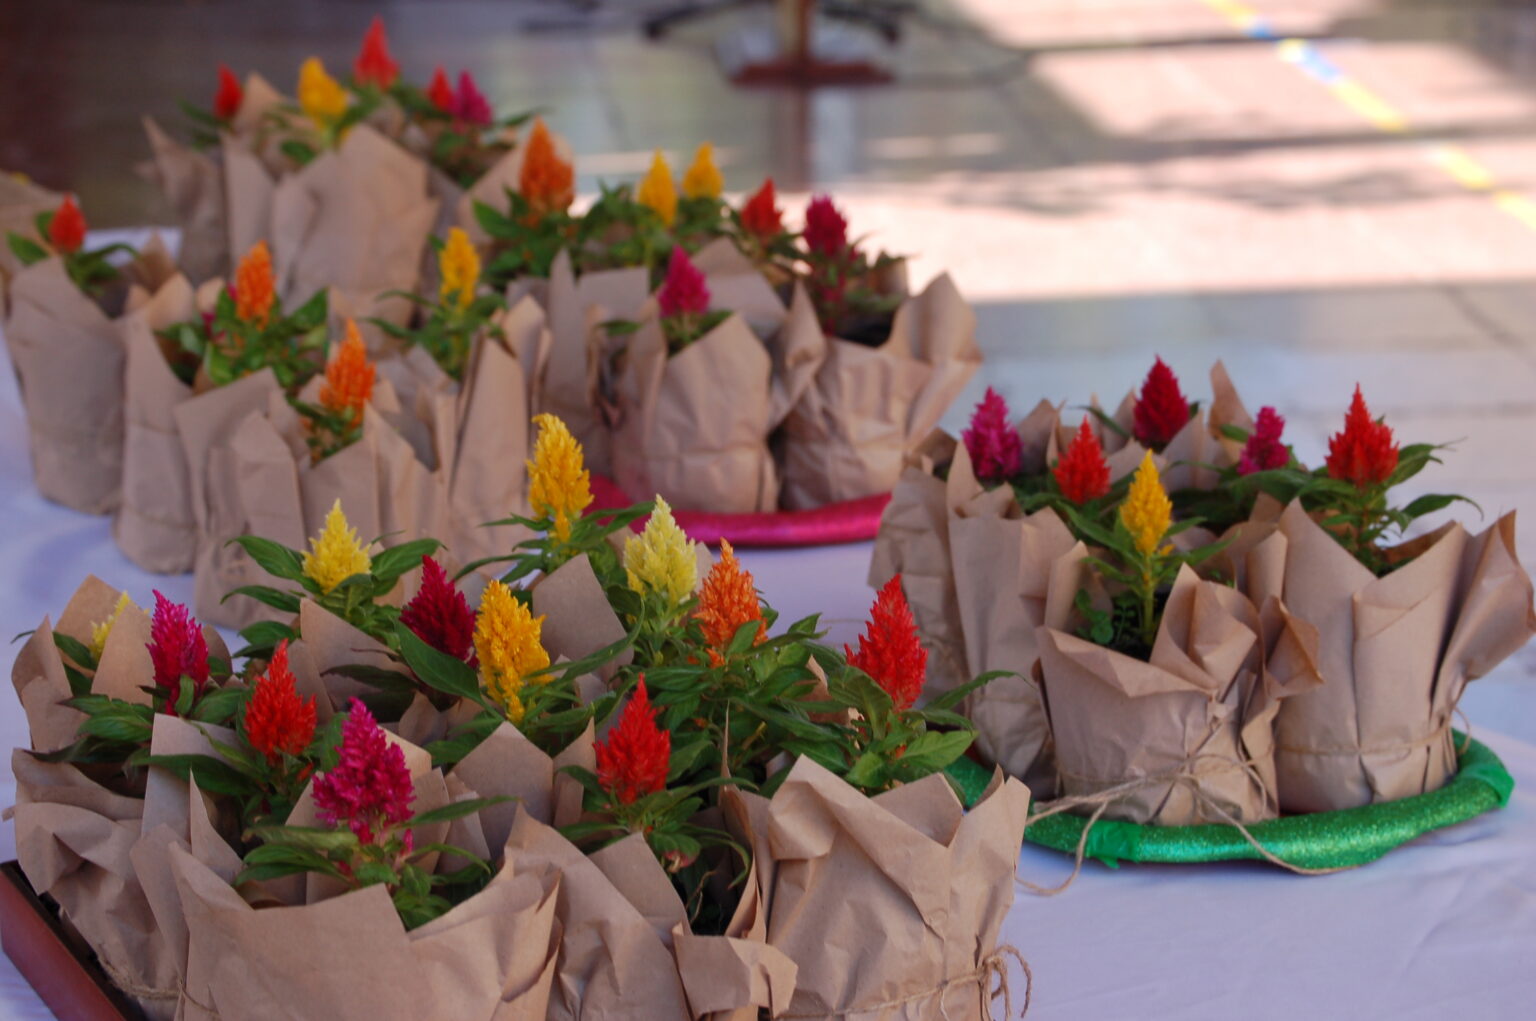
[
  {"left": 238, "top": 620, "right": 299, "bottom": 651},
  {"left": 6, "top": 233, "right": 47, "bottom": 266},
  {"left": 370, "top": 539, "right": 442, "bottom": 584},
  {"left": 925, "top": 670, "right": 1010, "bottom": 713},
  {"left": 140, "top": 753, "right": 255, "bottom": 796},
  {"left": 394, "top": 623, "right": 485, "bottom": 704},
  {"left": 896, "top": 729, "right": 976, "bottom": 773},
  {"left": 228, "top": 535, "right": 307, "bottom": 583},
  {"left": 190, "top": 685, "right": 249, "bottom": 724},
  {"left": 78, "top": 711, "right": 153, "bottom": 746},
  {"left": 406, "top": 796, "right": 511, "bottom": 829},
  {"left": 52, "top": 632, "right": 97, "bottom": 671},
  {"left": 1401, "top": 492, "right": 1477, "bottom": 522},
  {"left": 222, "top": 585, "right": 303, "bottom": 613},
  {"left": 248, "top": 824, "right": 359, "bottom": 854},
  {"left": 280, "top": 139, "right": 318, "bottom": 166}
]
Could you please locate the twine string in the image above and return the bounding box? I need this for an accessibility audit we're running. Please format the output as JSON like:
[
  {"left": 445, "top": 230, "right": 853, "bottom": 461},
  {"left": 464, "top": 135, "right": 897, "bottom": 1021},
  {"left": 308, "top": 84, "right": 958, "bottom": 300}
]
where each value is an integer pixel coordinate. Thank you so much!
[{"left": 780, "top": 945, "right": 1032, "bottom": 1019}]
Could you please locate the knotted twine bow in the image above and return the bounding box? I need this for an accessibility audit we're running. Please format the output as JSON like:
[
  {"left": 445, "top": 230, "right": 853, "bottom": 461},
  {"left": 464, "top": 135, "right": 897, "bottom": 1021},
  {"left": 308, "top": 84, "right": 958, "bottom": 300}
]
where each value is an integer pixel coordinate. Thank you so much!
[{"left": 779, "top": 944, "right": 1032, "bottom": 1019}]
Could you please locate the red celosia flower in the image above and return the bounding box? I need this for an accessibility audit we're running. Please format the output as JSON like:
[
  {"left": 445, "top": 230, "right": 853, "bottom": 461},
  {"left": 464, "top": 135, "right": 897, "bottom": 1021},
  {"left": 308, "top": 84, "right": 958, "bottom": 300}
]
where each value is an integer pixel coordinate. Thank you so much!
[
  {"left": 48, "top": 195, "right": 86, "bottom": 255},
  {"left": 426, "top": 67, "right": 454, "bottom": 113},
  {"left": 214, "top": 64, "right": 243, "bottom": 121},
  {"left": 803, "top": 195, "right": 849, "bottom": 257},
  {"left": 740, "top": 178, "right": 783, "bottom": 240},
  {"left": 314, "top": 699, "right": 415, "bottom": 846},
  {"left": 147, "top": 591, "right": 210, "bottom": 715},
  {"left": 595, "top": 679, "right": 670, "bottom": 806},
  {"left": 1054, "top": 419, "right": 1111, "bottom": 504},
  {"left": 352, "top": 16, "right": 399, "bottom": 90},
  {"left": 243, "top": 641, "right": 317, "bottom": 765},
  {"left": 962, "top": 387, "right": 1023, "bottom": 483},
  {"left": 845, "top": 576, "right": 927, "bottom": 712},
  {"left": 1237, "top": 406, "right": 1290, "bottom": 475},
  {"left": 1132, "top": 357, "right": 1191, "bottom": 450},
  {"left": 452, "top": 71, "right": 493, "bottom": 126},
  {"left": 1325, "top": 386, "right": 1399, "bottom": 488},
  {"left": 400, "top": 555, "right": 477, "bottom": 665},
  {"left": 657, "top": 247, "right": 710, "bottom": 318}
]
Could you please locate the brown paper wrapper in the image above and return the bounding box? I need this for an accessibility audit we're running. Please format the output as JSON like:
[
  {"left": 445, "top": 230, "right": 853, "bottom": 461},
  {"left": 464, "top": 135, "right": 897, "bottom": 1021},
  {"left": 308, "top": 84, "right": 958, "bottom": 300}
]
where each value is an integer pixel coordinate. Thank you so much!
[
  {"left": 778, "top": 273, "right": 982, "bottom": 509},
  {"left": 1272, "top": 501, "right": 1536, "bottom": 812},
  {"left": 0, "top": 171, "right": 60, "bottom": 281},
  {"left": 760, "top": 757, "right": 1030, "bottom": 1020},
  {"left": 610, "top": 311, "right": 778, "bottom": 513},
  {"left": 140, "top": 117, "right": 228, "bottom": 283}
]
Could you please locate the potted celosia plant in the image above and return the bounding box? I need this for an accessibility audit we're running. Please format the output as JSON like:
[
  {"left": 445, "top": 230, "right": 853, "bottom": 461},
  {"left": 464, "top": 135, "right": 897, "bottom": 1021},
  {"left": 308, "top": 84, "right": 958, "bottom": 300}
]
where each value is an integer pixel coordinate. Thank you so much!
[{"left": 369, "top": 226, "right": 505, "bottom": 379}]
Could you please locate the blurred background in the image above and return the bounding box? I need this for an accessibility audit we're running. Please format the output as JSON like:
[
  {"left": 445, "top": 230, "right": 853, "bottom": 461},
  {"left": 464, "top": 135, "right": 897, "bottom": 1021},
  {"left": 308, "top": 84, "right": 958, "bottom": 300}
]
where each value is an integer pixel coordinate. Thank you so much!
[{"left": 3, "top": 0, "right": 1536, "bottom": 727}]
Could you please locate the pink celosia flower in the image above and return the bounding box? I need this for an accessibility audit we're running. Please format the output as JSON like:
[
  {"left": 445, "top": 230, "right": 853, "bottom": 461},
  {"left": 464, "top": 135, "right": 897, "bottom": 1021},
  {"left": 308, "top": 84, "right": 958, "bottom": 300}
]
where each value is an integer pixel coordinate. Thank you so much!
[
  {"left": 147, "top": 591, "right": 210, "bottom": 715},
  {"left": 657, "top": 248, "right": 710, "bottom": 318},
  {"left": 1237, "top": 406, "right": 1290, "bottom": 475},
  {"left": 961, "top": 387, "right": 1023, "bottom": 483},
  {"left": 452, "top": 71, "right": 493, "bottom": 126},
  {"left": 803, "top": 195, "right": 849, "bottom": 257},
  {"left": 313, "top": 699, "right": 415, "bottom": 846}
]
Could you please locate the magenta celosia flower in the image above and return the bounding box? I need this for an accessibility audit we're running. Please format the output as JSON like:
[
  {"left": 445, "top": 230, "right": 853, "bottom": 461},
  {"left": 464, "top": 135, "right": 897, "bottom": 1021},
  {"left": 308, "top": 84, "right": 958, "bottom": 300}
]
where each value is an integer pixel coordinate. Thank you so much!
[
  {"left": 452, "top": 71, "right": 493, "bottom": 126},
  {"left": 803, "top": 195, "right": 849, "bottom": 257},
  {"left": 400, "top": 555, "right": 477, "bottom": 664},
  {"left": 147, "top": 591, "right": 210, "bottom": 715},
  {"left": 961, "top": 387, "right": 1023, "bottom": 483},
  {"left": 1237, "top": 406, "right": 1290, "bottom": 475},
  {"left": 657, "top": 247, "right": 710, "bottom": 318},
  {"left": 313, "top": 699, "right": 415, "bottom": 846}
]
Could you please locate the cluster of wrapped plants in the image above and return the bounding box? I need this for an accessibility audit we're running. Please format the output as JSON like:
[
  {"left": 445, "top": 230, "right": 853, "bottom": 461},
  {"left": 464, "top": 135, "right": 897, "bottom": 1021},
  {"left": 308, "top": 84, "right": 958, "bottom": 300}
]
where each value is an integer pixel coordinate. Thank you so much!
[
  {"left": 10, "top": 413, "right": 1031, "bottom": 1020},
  {"left": 872, "top": 358, "right": 1536, "bottom": 827}
]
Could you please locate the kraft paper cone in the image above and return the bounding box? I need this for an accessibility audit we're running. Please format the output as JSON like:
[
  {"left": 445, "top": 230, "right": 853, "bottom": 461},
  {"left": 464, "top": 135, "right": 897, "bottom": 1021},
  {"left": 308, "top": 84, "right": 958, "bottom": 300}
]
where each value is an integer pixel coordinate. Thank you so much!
[
  {"left": 611, "top": 311, "right": 778, "bottom": 513},
  {"left": 504, "top": 809, "right": 693, "bottom": 1020},
  {"left": 531, "top": 553, "right": 631, "bottom": 682},
  {"left": 114, "top": 273, "right": 200, "bottom": 572},
  {"left": 543, "top": 250, "right": 650, "bottom": 477},
  {"left": 779, "top": 273, "right": 982, "bottom": 510},
  {"left": 1038, "top": 561, "right": 1282, "bottom": 826},
  {"left": 3, "top": 257, "right": 125, "bottom": 513},
  {"left": 170, "top": 841, "right": 561, "bottom": 1021},
  {"left": 0, "top": 171, "right": 59, "bottom": 280},
  {"left": 1273, "top": 502, "right": 1536, "bottom": 812},
  {"left": 762, "top": 758, "right": 1030, "bottom": 1020},
  {"left": 11, "top": 573, "right": 113, "bottom": 753},
  {"left": 141, "top": 116, "right": 228, "bottom": 282},
  {"left": 269, "top": 124, "right": 439, "bottom": 328}
]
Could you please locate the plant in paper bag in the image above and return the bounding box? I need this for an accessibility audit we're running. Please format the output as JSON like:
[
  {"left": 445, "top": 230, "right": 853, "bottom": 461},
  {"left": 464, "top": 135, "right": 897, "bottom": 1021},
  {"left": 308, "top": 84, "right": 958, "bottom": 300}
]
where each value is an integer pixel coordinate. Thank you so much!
[
  {"left": 726, "top": 175, "right": 799, "bottom": 277},
  {"left": 292, "top": 319, "right": 376, "bottom": 462},
  {"left": 156, "top": 240, "right": 329, "bottom": 388},
  {"left": 6, "top": 195, "right": 133, "bottom": 295},
  {"left": 175, "top": 63, "right": 246, "bottom": 148},
  {"left": 369, "top": 227, "right": 505, "bottom": 378},
  {"left": 649, "top": 246, "right": 730, "bottom": 352},
  {"left": 797, "top": 194, "right": 902, "bottom": 342}
]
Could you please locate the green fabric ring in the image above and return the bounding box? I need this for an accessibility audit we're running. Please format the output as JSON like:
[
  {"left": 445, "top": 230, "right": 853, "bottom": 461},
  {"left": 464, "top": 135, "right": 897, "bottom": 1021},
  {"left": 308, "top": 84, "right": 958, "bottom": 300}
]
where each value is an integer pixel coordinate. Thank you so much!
[{"left": 943, "top": 732, "right": 1514, "bottom": 870}]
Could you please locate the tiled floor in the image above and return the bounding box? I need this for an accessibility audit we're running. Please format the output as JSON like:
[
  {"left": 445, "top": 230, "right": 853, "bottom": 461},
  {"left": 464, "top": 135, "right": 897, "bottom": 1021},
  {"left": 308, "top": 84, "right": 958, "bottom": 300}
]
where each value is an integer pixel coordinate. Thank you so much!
[{"left": 3, "top": 0, "right": 1536, "bottom": 724}]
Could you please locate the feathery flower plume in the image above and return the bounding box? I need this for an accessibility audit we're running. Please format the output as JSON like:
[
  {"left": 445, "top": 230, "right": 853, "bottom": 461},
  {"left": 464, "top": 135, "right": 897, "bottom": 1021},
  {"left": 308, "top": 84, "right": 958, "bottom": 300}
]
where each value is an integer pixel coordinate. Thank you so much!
[
  {"left": 694, "top": 540, "right": 764, "bottom": 664},
  {"left": 1120, "top": 451, "right": 1172, "bottom": 555},
  {"left": 518, "top": 117, "right": 575, "bottom": 216},
  {"left": 595, "top": 679, "right": 669, "bottom": 805},
  {"left": 1132, "top": 357, "right": 1191, "bottom": 450},
  {"left": 1054, "top": 419, "right": 1111, "bottom": 505},
  {"left": 302, "top": 500, "right": 372, "bottom": 594},
  {"left": 298, "top": 57, "right": 348, "bottom": 127},
  {"left": 961, "top": 387, "right": 1022, "bottom": 483},
  {"left": 147, "top": 591, "right": 210, "bottom": 714},
  {"left": 681, "top": 142, "right": 723, "bottom": 200},
  {"left": 845, "top": 576, "right": 926, "bottom": 712},
  {"left": 526, "top": 413, "right": 592, "bottom": 543},
  {"left": 636, "top": 150, "right": 678, "bottom": 227},
  {"left": 89, "top": 591, "right": 136, "bottom": 660},
  {"left": 214, "top": 65, "right": 243, "bottom": 121},
  {"left": 1325, "top": 386, "right": 1399, "bottom": 488},
  {"left": 352, "top": 16, "right": 399, "bottom": 90},
  {"left": 244, "top": 640, "right": 317, "bottom": 764},
  {"left": 437, "top": 227, "right": 479, "bottom": 309},
  {"left": 233, "top": 240, "right": 275, "bottom": 328},
  {"left": 473, "top": 580, "right": 551, "bottom": 724},
  {"left": 803, "top": 195, "right": 849, "bottom": 257},
  {"left": 1237, "top": 406, "right": 1290, "bottom": 475},
  {"left": 624, "top": 497, "right": 698, "bottom": 609},
  {"left": 48, "top": 195, "right": 86, "bottom": 255},
  {"left": 740, "top": 177, "right": 782, "bottom": 240},
  {"left": 657, "top": 247, "right": 710, "bottom": 319},
  {"left": 452, "top": 71, "right": 492, "bottom": 126},
  {"left": 319, "top": 320, "right": 375, "bottom": 429},
  {"left": 400, "top": 556, "right": 477, "bottom": 664},
  {"left": 313, "top": 700, "right": 414, "bottom": 845},
  {"left": 426, "top": 67, "right": 454, "bottom": 112}
]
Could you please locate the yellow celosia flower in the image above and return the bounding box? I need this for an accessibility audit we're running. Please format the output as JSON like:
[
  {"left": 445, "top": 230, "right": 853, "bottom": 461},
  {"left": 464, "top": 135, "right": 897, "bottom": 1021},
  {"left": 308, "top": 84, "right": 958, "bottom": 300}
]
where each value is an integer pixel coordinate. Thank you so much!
[
  {"left": 681, "top": 142, "right": 723, "bottom": 200},
  {"left": 298, "top": 57, "right": 348, "bottom": 127},
  {"left": 636, "top": 150, "right": 678, "bottom": 227},
  {"left": 438, "top": 227, "right": 479, "bottom": 310},
  {"left": 624, "top": 497, "right": 697, "bottom": 608},
  {"left": 1119, "top": 451, "right": 1173, "bottom": 555},
  {"left": 527, "top": 414, "right": 592, "bottom": 543},
  {"left": 301, "top": 500, "right": 372, "bottom": 594},
  {"left": 88, "top": 592, "right": 137, "bottom": 660},
  {"left": 473, "top": 580, "right": 551, "bottom": 724}
]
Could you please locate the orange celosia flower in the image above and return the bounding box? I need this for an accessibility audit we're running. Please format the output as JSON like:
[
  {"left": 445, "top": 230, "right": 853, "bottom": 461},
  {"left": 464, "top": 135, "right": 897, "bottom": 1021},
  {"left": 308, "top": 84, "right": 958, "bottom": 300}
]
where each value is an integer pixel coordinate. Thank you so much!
[
  {"left": 518, "top": 117, "right": 575, "bottom": 216},
  {"left": 233, "top": 240, "right": 276, "bottom": 328},
  {"left": 694, "top": 540, "right": 764, "bottom": 665},
  {"left": 319, "top": 321, "right": 375, "bottom": 429}
]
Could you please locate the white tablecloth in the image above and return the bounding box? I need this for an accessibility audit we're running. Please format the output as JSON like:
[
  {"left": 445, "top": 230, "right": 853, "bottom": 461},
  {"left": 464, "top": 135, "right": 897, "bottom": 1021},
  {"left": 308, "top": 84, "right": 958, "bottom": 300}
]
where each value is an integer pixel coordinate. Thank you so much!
[{"left": 1, "top": 237, "right": 1533, "bottom": 1019}]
